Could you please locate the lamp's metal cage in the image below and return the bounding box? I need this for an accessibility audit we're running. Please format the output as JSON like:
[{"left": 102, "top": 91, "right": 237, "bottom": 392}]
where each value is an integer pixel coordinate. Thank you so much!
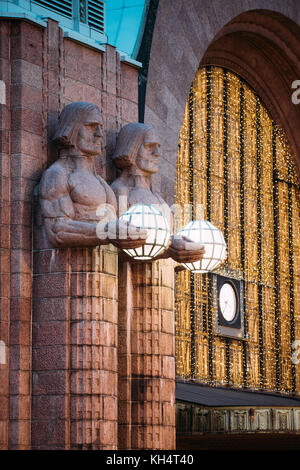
[
  {"left": 119, "top": 203, "right": 171, "bottom": 260},
  {"left": 178, "top": 220, "right": 227, "bottom": 273}
]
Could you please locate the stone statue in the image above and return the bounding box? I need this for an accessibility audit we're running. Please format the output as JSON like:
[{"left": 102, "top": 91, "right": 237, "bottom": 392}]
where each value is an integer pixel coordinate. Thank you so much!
[
  {"left": 111, "top": 123, "right": 205, "bottom": 263},
  {"left": 39, "top": 102, "right": 147, "bottom": 249}
]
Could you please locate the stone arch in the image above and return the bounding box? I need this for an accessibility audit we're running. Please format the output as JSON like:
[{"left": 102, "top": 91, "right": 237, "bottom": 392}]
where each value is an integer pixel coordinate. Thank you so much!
[{"left": 143, "top": 3, "right": 300, "bottom": 203}]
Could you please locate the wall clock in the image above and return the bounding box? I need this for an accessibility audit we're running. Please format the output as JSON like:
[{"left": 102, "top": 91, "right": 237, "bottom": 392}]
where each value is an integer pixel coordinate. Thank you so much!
[
  {"left": 212, "top": 274, "right": 245, "bottom": 338},
  {"left": 219, "top": 281, "right": 239, "bottom": 325}
]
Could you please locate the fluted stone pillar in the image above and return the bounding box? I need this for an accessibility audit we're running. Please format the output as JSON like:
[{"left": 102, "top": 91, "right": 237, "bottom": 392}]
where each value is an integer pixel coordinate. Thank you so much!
[
  {"left": 118, "top": 258, "right": 176, "bottom": 450},
  {"left": 32, "top": 239, "right": 118, "bottom": 449}
]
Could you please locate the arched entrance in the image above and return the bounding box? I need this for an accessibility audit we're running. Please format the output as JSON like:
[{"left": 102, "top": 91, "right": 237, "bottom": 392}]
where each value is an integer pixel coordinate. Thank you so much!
[{"left": 172, "top": 10, "right": 300, "bottom": 449}]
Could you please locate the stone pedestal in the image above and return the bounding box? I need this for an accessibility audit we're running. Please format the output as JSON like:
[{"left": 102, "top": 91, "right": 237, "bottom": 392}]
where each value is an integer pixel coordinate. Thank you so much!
[
  {"left": 31, "top": 243, "right": 118, "bottom": 449},
  {"left": 118, "top": 258, "right": 176, "bottom": 449}
]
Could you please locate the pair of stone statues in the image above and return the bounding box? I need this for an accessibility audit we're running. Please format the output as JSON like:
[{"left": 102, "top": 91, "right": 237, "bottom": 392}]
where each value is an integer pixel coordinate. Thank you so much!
[{"left": 39, "top": 102, "right": 204, "bottom": 263}]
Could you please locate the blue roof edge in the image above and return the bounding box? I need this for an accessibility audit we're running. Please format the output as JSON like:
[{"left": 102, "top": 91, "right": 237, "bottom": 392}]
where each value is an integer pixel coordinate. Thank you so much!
[{"left": 0, "top": 11, "right": 142, "bottom": 68}]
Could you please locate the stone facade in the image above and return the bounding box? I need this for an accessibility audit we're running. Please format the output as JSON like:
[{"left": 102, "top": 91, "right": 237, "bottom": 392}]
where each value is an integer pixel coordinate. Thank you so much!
[
  {"left": 0, "top": 18, "right": 176, "bottom": 449},
  {"left": 1, "top": 0, "right": 300, "bottom": 451}
]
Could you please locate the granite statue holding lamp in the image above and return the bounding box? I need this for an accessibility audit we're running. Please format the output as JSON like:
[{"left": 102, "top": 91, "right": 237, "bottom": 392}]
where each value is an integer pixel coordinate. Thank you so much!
[
  {"left": 111, "top": 123, "right": 205, "bottom": 263},
  {"left": 39, "top": 102, "right": 147, "bottom": 250},
  {"left": 39, "top": 103, "right": 205, "bottom": 264}
]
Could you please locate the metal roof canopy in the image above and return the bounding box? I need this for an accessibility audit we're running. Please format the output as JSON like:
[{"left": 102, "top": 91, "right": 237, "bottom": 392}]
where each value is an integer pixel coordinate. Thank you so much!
[{"left": 176, "top": 381, "right": 300, "bottom": 407}]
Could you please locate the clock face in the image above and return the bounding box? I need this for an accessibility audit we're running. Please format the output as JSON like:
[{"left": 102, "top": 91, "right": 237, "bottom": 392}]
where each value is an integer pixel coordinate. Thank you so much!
[{"left": 219, "top": 282, "right": 237, "bottom": 322}]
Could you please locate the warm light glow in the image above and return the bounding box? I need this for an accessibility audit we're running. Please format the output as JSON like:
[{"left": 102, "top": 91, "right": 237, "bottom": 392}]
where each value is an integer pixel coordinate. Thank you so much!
[
  {"left": 177, "top": 220, "right": 227, "bottom": 273},
  {"left": 175, "top": 66, "right": 300, "bottom": 394},
  {"left": 119, "top": 203, "right": 171, "bottom": 260}
]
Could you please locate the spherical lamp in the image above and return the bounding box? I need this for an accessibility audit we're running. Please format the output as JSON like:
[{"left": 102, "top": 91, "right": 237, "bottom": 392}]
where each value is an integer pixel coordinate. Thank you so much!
[
  {"left": 119, "top": 203, "right": 171, "bottom": 260},
  {"left": 176, "top": 220, "right": 227, "bottom": 273}
]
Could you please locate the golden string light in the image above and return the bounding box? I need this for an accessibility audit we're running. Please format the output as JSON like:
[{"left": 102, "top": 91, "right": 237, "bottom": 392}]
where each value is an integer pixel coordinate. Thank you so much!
[{"left": 175, "top": 66, "right": 300, "bottom": 394}]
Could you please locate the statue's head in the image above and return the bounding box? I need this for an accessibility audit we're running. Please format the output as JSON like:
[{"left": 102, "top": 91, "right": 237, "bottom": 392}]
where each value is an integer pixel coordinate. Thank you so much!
[
  {"left": 53, "top": 102, "right": 104, "bottom": 157},
  {"left": 112, "top": 123, "right": 161, "bottom": 175}
]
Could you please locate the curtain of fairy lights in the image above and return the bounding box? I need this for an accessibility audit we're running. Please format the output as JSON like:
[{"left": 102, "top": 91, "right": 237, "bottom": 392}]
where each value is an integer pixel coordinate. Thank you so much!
[{"left": 175, "top": 66, "right": 300, "bottom": 394}]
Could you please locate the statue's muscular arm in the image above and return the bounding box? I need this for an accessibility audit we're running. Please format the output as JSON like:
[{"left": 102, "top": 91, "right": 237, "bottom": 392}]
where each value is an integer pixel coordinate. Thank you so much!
[
  {"left": 39, "top": 165, "right": 108, "bottom": 247},
  {"left": 39, "top": 166, "right": 147, "bottom": 249}
]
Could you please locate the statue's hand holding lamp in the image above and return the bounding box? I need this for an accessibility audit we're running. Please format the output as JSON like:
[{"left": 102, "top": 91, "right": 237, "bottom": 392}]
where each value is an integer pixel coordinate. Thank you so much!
[
  {"left": 118, "top": 203, "right": 171, "bottom": 260},
  {"left": 176, "top": 220, "right": 227, "bottom": 273},
  {"left": 110, "top": 122, "right": 228, "bottom": 269},
  {"left": 118, "top": 203, "right": 206, "bottom": 263},
  {"left": 117, "top": 207, "right": 227, "bottom": 275}
]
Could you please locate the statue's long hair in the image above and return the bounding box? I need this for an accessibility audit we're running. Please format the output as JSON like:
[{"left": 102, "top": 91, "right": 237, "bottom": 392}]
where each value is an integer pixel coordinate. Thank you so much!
[
  {"left": 112, "top": 123, "right": 153, "bottom": 169},
  {"left": 53, "top": 102, "right": 101, "bottom": 149}
]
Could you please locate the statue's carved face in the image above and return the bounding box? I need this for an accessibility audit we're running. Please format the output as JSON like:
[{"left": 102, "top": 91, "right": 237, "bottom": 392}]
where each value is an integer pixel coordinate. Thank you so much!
[
  {"left": 76, "top": 109, "right": 104, "bottom": 156},
  {"left": 136, "top": 130, "right": 161, "bottom": 174}
]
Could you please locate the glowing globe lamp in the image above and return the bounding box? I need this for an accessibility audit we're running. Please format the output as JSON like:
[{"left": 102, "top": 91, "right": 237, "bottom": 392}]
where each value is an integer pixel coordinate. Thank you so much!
[
  {"left": 177, "top": 220, "right": 227, "bottom": 273},
  {"left": 119, "top": 203, "right": 171, "bottom": 260}
]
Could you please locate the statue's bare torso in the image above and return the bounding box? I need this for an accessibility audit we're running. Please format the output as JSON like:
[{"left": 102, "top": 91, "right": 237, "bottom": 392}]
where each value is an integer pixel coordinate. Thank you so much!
[{"left": 40, "top": 159, "right": 116, "bottom": 223}]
